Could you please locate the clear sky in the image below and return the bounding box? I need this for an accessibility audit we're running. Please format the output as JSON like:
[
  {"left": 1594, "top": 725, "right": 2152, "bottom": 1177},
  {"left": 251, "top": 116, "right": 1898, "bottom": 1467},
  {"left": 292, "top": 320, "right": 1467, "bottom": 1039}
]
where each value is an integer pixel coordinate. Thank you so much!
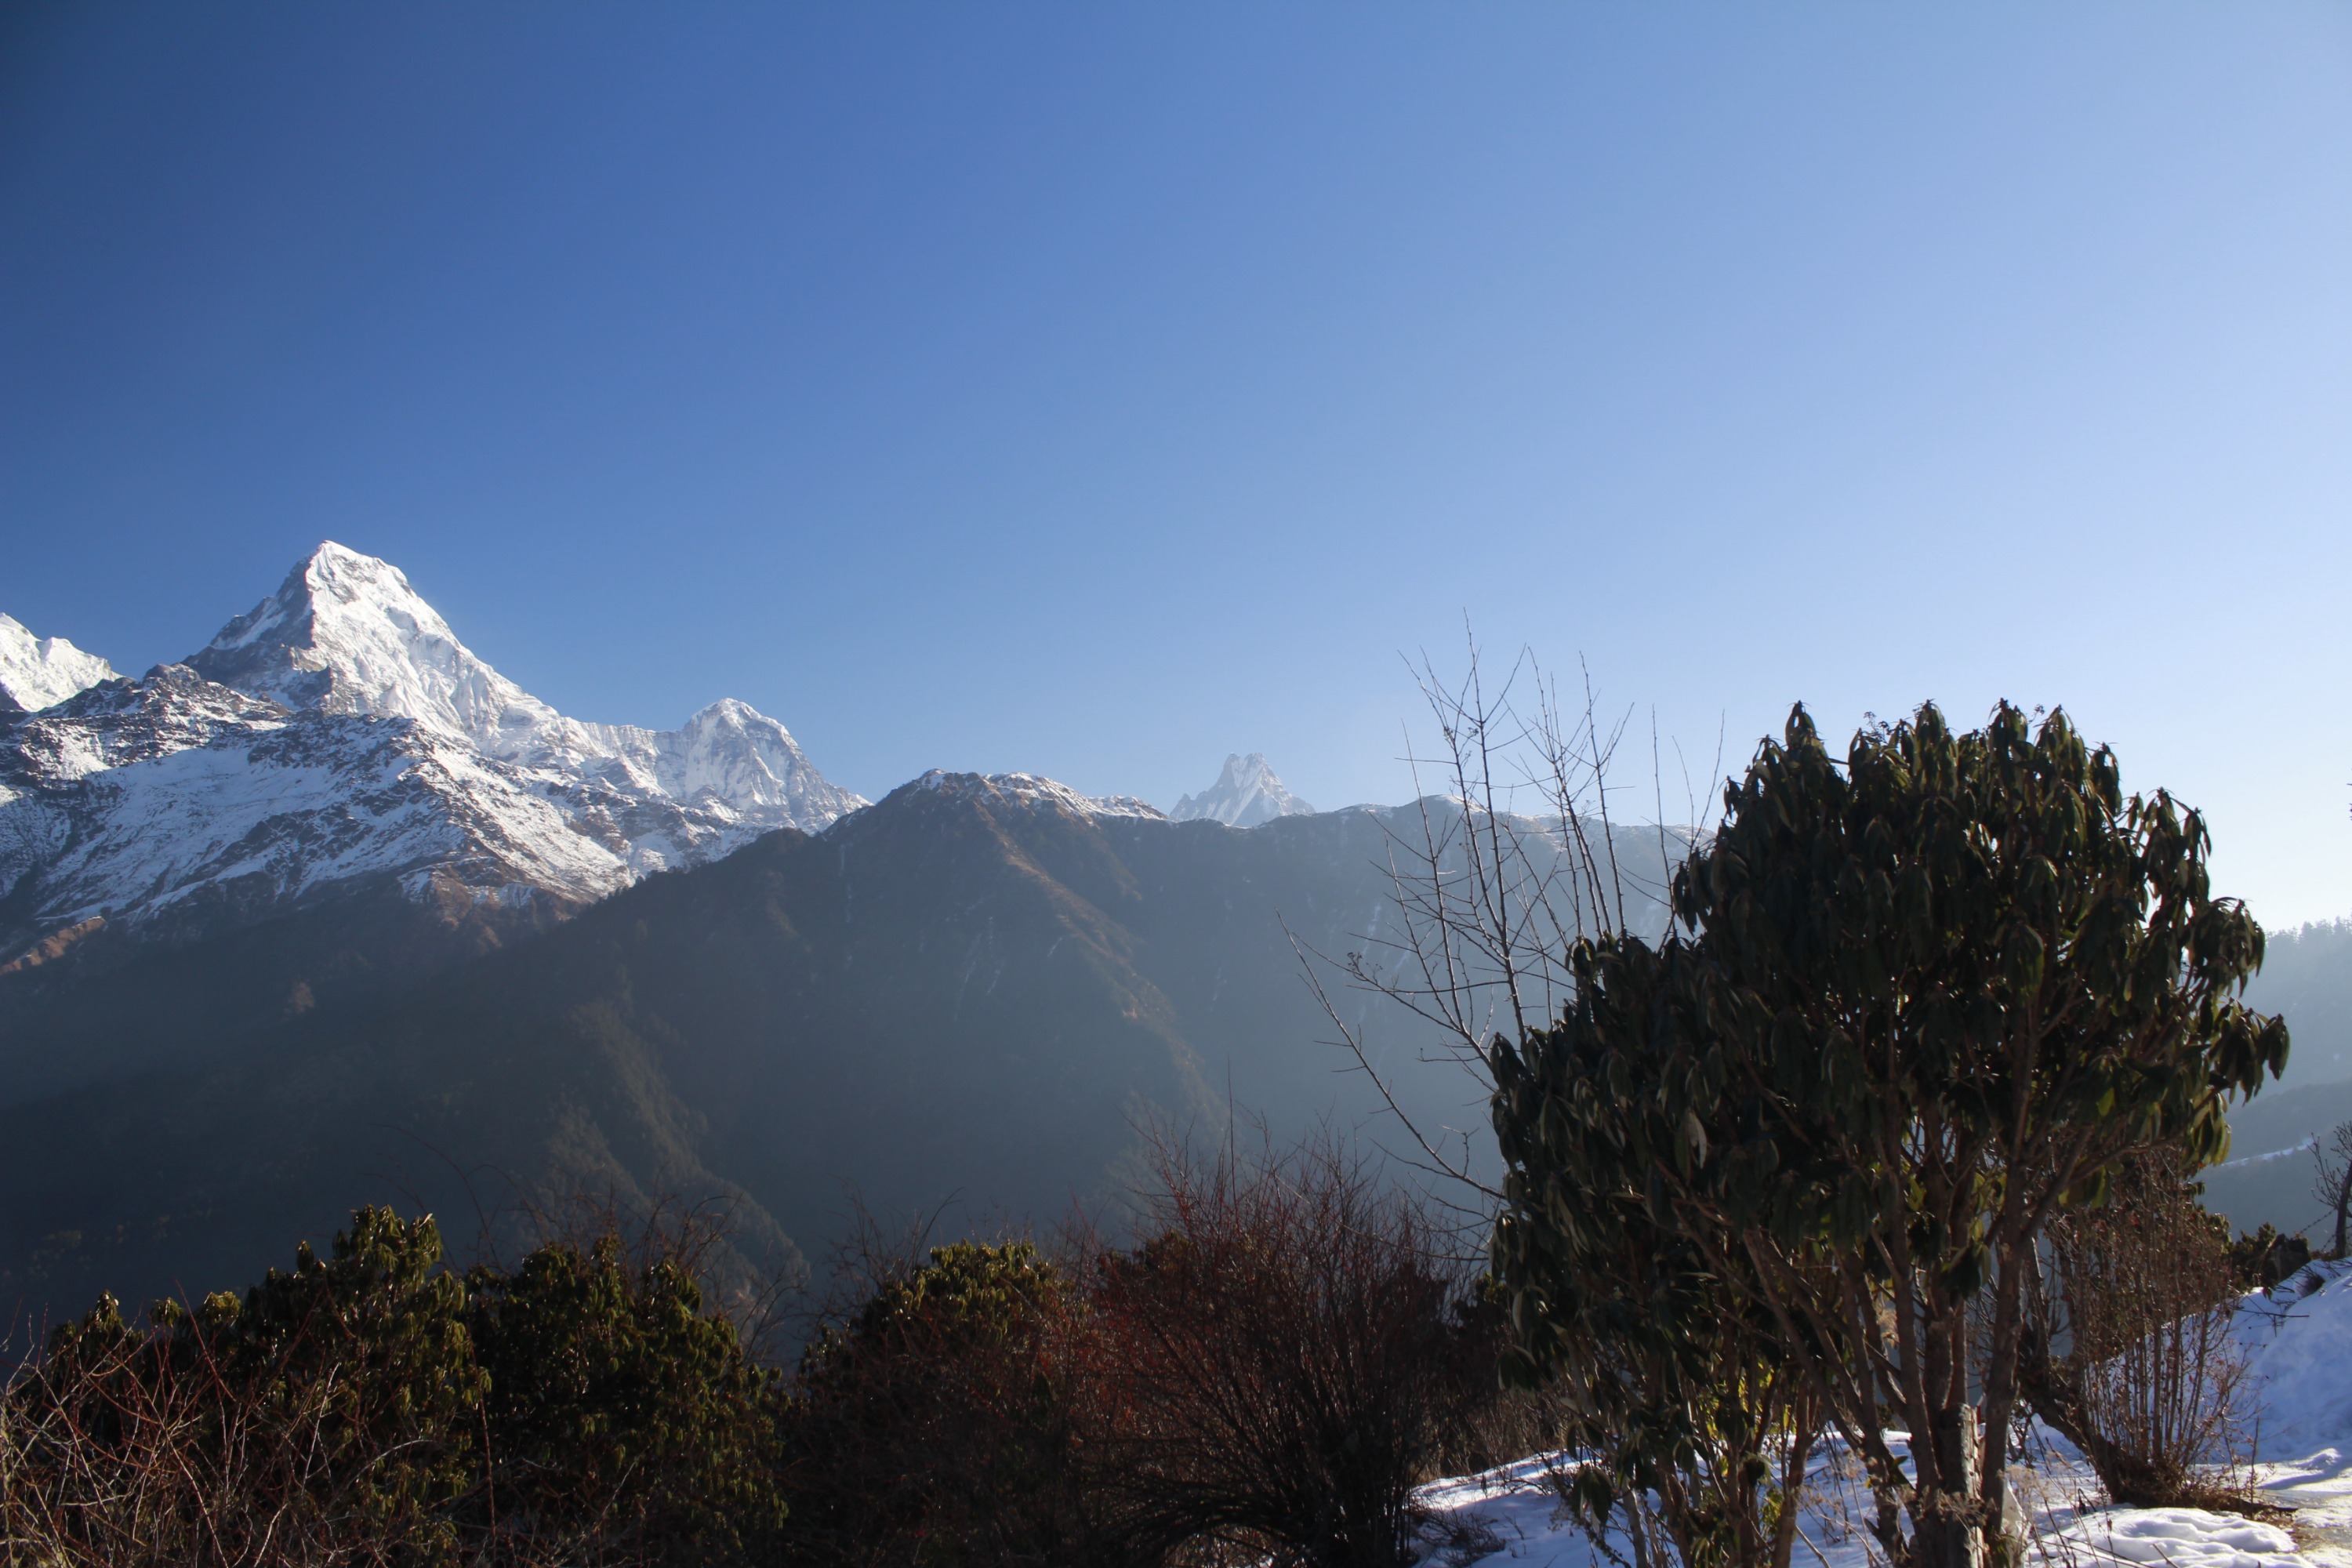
[{"left": 4, "top": 5, "right": 2349, "bottom": 926}]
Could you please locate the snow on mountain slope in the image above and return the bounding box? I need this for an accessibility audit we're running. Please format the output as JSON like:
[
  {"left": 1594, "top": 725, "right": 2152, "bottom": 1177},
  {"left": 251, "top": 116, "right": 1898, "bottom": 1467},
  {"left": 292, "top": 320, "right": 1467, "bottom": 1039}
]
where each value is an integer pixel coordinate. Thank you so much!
[
  {"left": 0, "top": 615, "right": 116, "bottom": 713},
  {"left": 0, "top": 544, "right": 865, "bottom": 954},
  {"left": 183, "top": 543, "right": 861, "bottom": 829},
  {"left": 187, "top": 543, "right": 553, "bottom": 742},
  {"left": 912, "top": 769, "right": 1167, "bottom": 821},
  {"left": 1170, "top": 752, "right": 1314, "bottom": 827},
  {"left": 0, "top": 677, "right": 634, "bottom": 946}
]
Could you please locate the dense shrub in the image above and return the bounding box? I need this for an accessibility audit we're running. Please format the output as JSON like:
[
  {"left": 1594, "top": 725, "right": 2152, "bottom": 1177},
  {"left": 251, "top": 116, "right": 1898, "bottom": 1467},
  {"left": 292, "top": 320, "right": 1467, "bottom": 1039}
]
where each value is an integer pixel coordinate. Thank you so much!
[
  {"left": 779, "top": 1141, "right": 1501, "bottom": 1568},
  {"left": 466, "top": 1232, "right": 788, "bottom": 1563},
  {"left": 7, "top": 1150, "right": 1504, "bottom": 1567},
  {"left": 780, "top": 1238, "right": 1104, "bottom": 1567},
  {"left": 1, "top": 1206, "right": 788, "bottom": 1566},
  {"left": 1083, "top": 1139, "right": 1493, "bottom": 1568}
]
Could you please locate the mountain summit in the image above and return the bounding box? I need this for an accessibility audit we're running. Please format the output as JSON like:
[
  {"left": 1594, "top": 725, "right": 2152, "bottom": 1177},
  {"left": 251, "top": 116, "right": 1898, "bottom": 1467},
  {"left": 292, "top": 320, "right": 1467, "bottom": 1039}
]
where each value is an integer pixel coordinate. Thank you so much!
[
  {"left": 187, "top": 542, "right": 561, "bottom": 747},
  {"left": 187, "top": 543, "right": 857, "bottom": 826},
  {"left": 1170, "top": 753, "right": 1315, "bottom": 827},
  {"left": 0, "top": 615, "right": 116, "bottom": 714}
]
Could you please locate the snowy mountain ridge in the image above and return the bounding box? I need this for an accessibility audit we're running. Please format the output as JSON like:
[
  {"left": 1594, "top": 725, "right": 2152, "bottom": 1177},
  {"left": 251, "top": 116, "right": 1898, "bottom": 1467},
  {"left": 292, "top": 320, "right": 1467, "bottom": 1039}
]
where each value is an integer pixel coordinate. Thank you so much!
[
  {"left": 0, "top": 543, "right": 866, "bottom": 956},
  {"left": 0, "top": 544, "right": 1345, "bottom": 964},
  {"left": 1170, "top": 752, "right": 1315, "bottom": 827},
  {"left": 910, "top": 768, "right": 1166, "bottom": 821},
  {"left": 0, "top": 614, "right": 116, "bottom": 714},
  {"left": 182, "top": 544, "right": 851, "bottom": 822}
]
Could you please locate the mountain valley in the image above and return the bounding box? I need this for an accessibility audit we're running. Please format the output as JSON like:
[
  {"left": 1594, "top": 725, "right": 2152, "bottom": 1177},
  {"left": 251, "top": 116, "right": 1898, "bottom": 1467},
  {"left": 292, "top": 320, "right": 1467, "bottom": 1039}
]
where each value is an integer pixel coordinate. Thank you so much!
[
  {"left": 0, "top": 546, "right": 1681, "bottom": 1315},
  {"left": 8, "top": 542, "right": 2344, "bottom": 1323}
]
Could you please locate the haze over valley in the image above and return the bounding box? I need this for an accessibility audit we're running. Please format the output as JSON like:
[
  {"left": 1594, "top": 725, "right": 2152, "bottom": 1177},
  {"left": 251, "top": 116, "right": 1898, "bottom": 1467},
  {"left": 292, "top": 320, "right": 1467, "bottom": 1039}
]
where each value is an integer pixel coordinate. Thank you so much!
[{"left": 0, "top": 543, "right": 1692, "bottom": 1311}]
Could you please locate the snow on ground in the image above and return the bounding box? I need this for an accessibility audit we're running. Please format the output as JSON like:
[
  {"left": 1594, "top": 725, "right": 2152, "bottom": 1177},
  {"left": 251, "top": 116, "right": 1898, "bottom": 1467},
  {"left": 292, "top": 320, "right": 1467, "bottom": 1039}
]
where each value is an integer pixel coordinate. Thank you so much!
[{"left": 1412, "top": 1261, "right": 2352, "bottom": 1568}]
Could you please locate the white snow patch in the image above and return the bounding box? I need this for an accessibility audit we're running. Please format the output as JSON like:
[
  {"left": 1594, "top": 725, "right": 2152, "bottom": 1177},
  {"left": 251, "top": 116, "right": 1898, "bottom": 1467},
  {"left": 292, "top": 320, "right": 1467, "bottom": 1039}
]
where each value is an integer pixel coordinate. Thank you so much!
[
  {"left": 914, "top": 769, "right": 1166, "bottom": 821},
  {"left": 2212, "top": 1138, "right": 2321, "bottom": 1174},
  {"left": 1410, "top": 1265, "right": 2352, "bottom": 1567}
]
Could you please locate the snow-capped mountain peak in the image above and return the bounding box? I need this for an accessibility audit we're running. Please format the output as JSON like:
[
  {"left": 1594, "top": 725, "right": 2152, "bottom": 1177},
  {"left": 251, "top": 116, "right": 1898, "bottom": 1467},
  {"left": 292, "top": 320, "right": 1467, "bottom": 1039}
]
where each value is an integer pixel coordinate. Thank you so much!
[
  {"left": 187, "top": 542, "right": 557, "bottom": 750},
  {"left": 1170, "top": 753, "right": 1314, "bottom": 827},
  {"left": 0, "top": 614, "right": 118, "bottom": 713},
  {"left": 181, "top": 543, "right": 860, "bottom": 823},
  {"left": 2, "top": 544, "right": 865, "bottom": 956}
]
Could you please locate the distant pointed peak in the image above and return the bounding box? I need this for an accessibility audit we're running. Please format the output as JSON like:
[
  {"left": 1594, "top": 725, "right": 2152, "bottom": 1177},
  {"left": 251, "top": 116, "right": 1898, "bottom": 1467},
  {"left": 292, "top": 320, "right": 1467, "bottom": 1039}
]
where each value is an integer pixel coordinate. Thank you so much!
[
  {"left": 303, "top": 539, "right": 426, "bottom": 599},
  {"left": 1171, "top": 752, "right": 1315, "bottom": 827},
  {"left": 0, "top": 612, "right": 119, "bottom": 713},
  {"left": 1217, "top": 752, "right": 1276, "bottom": 786}
]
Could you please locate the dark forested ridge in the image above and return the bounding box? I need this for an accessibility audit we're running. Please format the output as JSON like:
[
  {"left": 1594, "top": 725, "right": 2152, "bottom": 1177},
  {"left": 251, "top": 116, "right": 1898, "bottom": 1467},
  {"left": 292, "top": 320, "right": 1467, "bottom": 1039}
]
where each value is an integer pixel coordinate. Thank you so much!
[{"left": 0, "top": 775, "right": 1667, "bottom": 1319}]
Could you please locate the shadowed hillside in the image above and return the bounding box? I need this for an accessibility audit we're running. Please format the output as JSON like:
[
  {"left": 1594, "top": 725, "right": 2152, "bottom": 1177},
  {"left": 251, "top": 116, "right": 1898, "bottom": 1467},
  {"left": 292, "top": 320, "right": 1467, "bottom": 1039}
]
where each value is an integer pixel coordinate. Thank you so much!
[
  {"left": 2200, "top": 920, "right": 2352, "bottom": 1236},
  {"left": 0, "top": 775, "right": 1674, "bottom": 1319}
]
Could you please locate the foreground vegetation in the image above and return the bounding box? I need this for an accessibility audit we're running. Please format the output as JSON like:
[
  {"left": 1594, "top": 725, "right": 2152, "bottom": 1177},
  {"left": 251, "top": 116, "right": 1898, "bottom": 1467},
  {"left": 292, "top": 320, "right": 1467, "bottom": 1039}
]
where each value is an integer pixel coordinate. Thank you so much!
[
  {"left": 2, "top": 1138, "right": 1536, "bottom": 1567},
  {"left": 2, "top": 699, "right": 2302, "bottom": 1568}
]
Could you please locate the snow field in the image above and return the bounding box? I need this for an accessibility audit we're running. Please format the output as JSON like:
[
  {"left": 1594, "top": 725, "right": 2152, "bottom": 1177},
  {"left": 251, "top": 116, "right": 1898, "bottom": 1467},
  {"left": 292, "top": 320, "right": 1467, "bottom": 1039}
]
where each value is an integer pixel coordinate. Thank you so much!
[{"left": 1412, "top": 1262, "right": 2352, "bottom": 1568}]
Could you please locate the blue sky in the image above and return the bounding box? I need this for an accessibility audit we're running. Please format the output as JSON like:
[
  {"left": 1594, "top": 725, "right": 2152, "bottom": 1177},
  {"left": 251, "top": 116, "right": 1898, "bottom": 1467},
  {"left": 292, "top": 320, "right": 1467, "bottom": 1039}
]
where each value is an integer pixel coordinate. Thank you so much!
[{"left": 4, "top": 5, "right": 2350, "bottom": 924}]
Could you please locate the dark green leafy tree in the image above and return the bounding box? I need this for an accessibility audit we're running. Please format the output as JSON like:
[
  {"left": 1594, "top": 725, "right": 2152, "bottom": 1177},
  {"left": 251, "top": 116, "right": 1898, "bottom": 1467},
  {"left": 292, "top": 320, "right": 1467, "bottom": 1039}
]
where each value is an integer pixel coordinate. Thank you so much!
[
  {"left": 183, "top": 1205, "right": 485, "bottom": 1547},
  {"left": 782, "top": 1240, "right": 1098, "bottom": 1567},
  {"left": 1493, "top": 702, "right": 2287, "bottom": 1568},
  {"left": 466, "top": 1233, "right": 789, "bottom": 1564},
  {"left": 1491, "top": 938, "right": 1821, "bottom": 1568}
]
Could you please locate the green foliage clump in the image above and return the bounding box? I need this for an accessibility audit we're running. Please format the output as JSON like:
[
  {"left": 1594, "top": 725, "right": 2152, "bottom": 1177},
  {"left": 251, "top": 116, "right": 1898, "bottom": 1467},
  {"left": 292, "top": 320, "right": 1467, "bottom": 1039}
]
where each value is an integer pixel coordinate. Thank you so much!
[
  {"left": 1492, "top": 702, "right": 2287, "bottom": 1568},
  {"left": 5, "top": 1206, "right": 789, "bottom": 1566},
  {"left": 467, "top": 1232, "right": 788, "bottom": 1563},
  {"left": 782, "top": 1240, "right": 1094, "bottom": 1566}
]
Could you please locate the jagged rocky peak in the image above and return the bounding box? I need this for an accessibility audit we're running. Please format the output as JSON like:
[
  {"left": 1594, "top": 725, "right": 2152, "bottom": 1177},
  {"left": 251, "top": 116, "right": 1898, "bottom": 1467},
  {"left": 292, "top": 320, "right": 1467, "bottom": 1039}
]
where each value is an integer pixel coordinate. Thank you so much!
[
  {"left": 187, "top": 541, "right": 557, "bottom": 750},
  {"left": 0, "top": 614, "right": 118, "bottom": 714},
  {"left": 1170, "top": 753, "right": 1315, "bottom": 827}
]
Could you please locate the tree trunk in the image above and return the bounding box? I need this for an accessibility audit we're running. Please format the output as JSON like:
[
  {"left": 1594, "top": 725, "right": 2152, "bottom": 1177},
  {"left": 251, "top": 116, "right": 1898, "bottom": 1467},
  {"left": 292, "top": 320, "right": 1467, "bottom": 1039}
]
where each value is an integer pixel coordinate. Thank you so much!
[
  {"left": 1913, "top": 1511, "right": 1987, "bottom": 1568},
  {"left": 1769, "top": 1422, "right": 1820, "bottom": 1568},
  {"left": 1910, "top": 1410, "right": 1989, "bottom": 1568}
]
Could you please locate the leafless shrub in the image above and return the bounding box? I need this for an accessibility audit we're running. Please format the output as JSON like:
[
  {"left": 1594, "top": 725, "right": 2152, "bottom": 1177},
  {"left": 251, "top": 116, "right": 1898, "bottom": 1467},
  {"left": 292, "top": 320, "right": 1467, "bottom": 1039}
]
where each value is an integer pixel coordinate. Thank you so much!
[
  {"left": 1297, "top": 642, "right": 1707, "bottom": 1214},
  {"left": 2023, "top": 1151, "right": 2258, "bottom": 1510},
  {"left": 1082, "top": 1130, "right": 1495, "bottom": 1568},
  {"left": 2312, "top": 1120, "right": 2352, "bottom": 1261},
  {"left": 0, "top": 1294, "right": 465, "bottom": 1566}
]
